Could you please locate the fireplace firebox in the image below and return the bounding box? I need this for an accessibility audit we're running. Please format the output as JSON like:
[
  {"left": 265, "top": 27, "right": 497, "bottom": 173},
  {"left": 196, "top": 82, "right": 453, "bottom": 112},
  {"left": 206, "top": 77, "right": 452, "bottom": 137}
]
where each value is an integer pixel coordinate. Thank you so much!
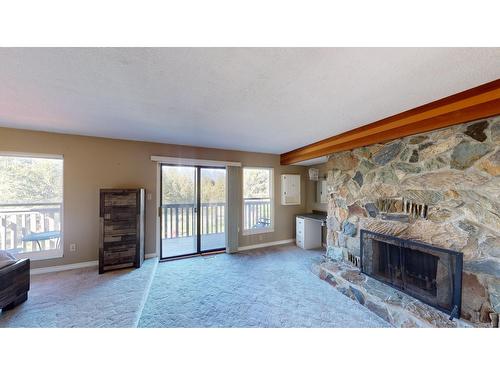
[{"left": 360, "top": 230, "right": 463, "bottom": 318}]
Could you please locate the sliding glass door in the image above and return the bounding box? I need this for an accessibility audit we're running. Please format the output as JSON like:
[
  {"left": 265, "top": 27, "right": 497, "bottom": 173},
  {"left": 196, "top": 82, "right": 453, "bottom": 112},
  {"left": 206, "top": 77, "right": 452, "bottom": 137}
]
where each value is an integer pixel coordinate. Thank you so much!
[
  {"left": 200, "top": 168, "right": 226, "bottom": 252},
  {"left": 160, "top": 165, "right": 226, "bottom": 260},
  {"left": 160, "top": 166, "right": 197, "bottom": 258}
]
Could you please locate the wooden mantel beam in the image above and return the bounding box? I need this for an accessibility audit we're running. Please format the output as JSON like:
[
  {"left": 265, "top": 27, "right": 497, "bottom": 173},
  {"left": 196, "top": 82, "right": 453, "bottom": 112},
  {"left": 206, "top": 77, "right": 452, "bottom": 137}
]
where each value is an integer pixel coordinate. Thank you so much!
[{"left": 280, "top": 79, "right": 500, "bottom": 165}]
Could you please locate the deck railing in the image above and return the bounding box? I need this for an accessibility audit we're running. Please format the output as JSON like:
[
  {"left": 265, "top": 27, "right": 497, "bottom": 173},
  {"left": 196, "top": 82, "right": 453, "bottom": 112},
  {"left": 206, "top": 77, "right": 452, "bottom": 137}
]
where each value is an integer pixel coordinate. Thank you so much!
[
  {"left": 0, "top": 202, "right": 62, "bottom": 253},
  {"left": 2, "top": 200, "right": 272, "bottom": 249},
  {"left": 161, "top": 199, "right": 271, "bottom": 239},
  {"left": 243, "top": 198, "right": 271, "bottom": 230},
  {"left": 161, "top": 203, "right": 225, "bottom": 239}
]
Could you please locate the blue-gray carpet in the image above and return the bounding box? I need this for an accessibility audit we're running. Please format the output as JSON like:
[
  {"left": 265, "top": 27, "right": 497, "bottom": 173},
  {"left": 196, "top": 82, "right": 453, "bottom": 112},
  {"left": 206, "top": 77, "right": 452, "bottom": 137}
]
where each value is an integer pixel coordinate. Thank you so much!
[
  {"left": 0, "top": 259, "right": 157, "bottom": 328},
  {"left": 138, "top": 246, "right": 389, "bottom": 328},
  {"left": 0, "top": 246, "right": 390, "bottom": 328}
]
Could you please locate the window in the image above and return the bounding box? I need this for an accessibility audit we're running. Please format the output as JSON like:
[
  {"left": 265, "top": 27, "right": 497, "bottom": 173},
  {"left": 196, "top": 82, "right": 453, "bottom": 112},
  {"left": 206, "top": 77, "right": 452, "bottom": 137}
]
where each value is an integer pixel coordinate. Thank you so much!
[
  {"left": 242, "top": 167, "right": 274, "bottom": 235},
  {"left": 0, "top": 153, "right": 63, "bottom": 260}
]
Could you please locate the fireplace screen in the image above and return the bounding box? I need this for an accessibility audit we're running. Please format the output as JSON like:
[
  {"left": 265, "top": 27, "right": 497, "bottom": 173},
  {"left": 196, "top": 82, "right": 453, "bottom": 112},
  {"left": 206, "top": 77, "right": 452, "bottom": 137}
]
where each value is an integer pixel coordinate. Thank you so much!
[{"left": 360, "top": 230, "right": 463, "bottom": 317}]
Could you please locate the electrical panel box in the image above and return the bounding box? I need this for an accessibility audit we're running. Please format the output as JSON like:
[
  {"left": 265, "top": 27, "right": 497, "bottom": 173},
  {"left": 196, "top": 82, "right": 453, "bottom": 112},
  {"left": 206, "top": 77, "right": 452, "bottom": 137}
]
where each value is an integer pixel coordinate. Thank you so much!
[
  {"left": 317, "top": 179, "right": 328, "bottom": 204},
  {"left": 281, "top": 174, "right": 301, "bottom": 205}
]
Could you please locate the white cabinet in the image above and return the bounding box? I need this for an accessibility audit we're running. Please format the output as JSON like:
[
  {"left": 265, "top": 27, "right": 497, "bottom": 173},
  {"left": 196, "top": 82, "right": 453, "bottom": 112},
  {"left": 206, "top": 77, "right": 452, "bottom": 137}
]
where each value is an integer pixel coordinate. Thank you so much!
[
  {"left": 281, "top": 174, "right": 301, "bottom": 205},
  {"left": 316, "top": 179, "right": 328, "bottom": 204},
  {"left": 296, "top": 217, "right": 322, "bottom": 249}
]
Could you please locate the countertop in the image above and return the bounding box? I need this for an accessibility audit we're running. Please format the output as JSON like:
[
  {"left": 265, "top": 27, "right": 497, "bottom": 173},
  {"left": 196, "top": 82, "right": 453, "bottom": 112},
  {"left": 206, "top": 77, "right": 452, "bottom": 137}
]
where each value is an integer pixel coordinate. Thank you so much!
[{"left": 296, "top": 211, "right": 327, "bottom": 224}]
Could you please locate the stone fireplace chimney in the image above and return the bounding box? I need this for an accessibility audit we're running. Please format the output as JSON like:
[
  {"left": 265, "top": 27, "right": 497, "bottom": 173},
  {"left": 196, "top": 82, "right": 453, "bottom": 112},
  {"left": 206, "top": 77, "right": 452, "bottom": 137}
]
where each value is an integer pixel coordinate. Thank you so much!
[{"left": 321, "top": 115, "right": 499, "bottom": 326}]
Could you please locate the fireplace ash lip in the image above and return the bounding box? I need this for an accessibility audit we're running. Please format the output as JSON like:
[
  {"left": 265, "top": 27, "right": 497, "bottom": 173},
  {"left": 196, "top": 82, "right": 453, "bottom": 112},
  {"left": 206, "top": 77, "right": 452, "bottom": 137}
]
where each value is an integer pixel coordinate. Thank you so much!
[{"left": 359, "top": 229, "right": 463, "bottom": 319}]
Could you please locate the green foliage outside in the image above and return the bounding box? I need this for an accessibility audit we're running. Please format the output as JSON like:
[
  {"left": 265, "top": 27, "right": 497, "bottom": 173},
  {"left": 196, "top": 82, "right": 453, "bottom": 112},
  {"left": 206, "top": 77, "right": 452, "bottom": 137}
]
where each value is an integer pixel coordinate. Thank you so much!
[
  {"left": 243, "top": 168, "right": 270, "bottom": 199},
  {"left": 162, "top": 167, "right": 271, "bottom": 204},
  {"left": 0, "top": 156, "right": 63, "bottom": 204},
  {"left": 162, "top": 167, "right": 226, "bottom": 204},
  {"left": 0, "top": 158, "right": 269, "bottom": 206}
]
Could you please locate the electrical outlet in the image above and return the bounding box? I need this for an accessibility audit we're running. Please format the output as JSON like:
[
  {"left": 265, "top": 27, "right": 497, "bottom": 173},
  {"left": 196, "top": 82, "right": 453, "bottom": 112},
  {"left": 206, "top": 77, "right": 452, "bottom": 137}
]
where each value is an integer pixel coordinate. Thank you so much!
[
  {"left": 69, "top": 243, "right": 76, "bottom": 252},
  {"left": 147, "top": 193, "right": 152, "bottom": 201}
]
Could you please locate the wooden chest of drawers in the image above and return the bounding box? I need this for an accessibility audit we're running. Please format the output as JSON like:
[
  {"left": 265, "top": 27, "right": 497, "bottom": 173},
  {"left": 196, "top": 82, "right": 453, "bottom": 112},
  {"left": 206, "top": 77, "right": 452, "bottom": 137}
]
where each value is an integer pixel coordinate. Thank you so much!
[{"left": 99, "top": 189, "right": 145, "bottom": 274}]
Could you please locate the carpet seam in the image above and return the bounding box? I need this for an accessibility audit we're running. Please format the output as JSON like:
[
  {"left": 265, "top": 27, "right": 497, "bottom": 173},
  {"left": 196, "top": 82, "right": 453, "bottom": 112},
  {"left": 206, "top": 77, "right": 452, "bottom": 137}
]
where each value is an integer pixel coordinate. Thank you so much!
[{"left": 133, "top": 258, "right": 159, "bottom": 327}]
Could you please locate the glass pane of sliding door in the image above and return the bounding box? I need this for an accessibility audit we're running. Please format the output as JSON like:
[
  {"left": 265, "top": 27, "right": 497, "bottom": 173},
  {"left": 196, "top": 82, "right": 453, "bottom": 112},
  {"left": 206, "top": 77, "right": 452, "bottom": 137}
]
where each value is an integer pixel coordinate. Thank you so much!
[
  {"left": 161, "top": 165, "right": 197, "bottom": 258},
  {"left": 200, "top": 167, "right": 226, "bottom": 252},
  {"left": 160, "top": 165, "right": 226, "bottom": 260}
]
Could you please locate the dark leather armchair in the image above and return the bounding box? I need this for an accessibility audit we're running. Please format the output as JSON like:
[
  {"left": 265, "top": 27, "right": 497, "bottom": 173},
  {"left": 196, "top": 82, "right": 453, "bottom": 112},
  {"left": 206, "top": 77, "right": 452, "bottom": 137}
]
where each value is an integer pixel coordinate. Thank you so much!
[{"left": 0, "top": 258, "right": 30, "bottom": 311}]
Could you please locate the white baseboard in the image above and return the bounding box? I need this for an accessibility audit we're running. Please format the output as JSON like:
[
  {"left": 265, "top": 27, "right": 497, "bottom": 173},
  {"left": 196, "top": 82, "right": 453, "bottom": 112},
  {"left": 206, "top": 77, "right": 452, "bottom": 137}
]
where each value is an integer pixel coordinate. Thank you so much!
[
  {"left": 31, "top": 260, "right": 98, "bottom": 275},
  {"left": 236, "top": 238, "right": 295, "bottom": 252},
  {"left": 31, "top": 253, "right": 158, "bottom": 275}
]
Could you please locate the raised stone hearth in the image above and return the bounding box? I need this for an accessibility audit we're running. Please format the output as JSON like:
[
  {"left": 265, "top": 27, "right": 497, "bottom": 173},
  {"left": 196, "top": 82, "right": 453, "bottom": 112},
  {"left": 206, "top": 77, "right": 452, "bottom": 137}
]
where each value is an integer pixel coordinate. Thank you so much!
[
  {"left": 321, "top": 115, "right": 500, "bottom": 327},
  {"left": 311, "top": 257, "right": 474, "bottom": 328}
]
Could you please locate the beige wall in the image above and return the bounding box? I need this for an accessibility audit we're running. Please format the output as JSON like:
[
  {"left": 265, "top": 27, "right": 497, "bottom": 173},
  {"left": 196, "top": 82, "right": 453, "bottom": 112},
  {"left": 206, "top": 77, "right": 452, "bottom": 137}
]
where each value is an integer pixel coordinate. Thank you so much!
[
  {"left": 305, "top": 163, "right": 329, "bottom": 213},
  {"left": 0, "top": 126, "right": 307, "bottom": 268},
  {"left": 304, "top": 163, "right": 329, "bottom": 245}
]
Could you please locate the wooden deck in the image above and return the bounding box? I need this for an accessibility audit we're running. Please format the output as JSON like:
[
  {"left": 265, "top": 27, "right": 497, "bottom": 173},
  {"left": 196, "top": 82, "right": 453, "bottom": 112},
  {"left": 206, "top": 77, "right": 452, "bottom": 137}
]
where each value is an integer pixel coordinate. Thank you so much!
[{"left": 161, "top": 233, "right": 225, "bottom": 258}]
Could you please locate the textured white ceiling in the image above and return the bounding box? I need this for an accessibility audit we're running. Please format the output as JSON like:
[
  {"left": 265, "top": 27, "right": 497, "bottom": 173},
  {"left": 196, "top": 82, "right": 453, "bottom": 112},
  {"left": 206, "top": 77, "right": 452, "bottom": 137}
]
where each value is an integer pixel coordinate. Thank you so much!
[{"left": 0, "top": 48, "right": 499, "bottom": 154}]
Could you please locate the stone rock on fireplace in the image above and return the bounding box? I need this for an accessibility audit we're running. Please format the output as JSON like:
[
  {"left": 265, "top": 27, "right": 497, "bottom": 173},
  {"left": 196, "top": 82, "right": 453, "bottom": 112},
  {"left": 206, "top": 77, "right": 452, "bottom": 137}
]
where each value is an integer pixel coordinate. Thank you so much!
[{"left": 320, "top": 114, "right": 500, "bottom": 326}]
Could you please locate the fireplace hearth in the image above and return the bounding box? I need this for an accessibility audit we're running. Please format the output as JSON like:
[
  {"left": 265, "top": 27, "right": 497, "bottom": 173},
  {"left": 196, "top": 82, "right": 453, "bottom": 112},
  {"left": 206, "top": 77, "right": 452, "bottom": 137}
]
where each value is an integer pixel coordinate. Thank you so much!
[{"left": 360, "top": 230, "right": 463, "bottom": 318}]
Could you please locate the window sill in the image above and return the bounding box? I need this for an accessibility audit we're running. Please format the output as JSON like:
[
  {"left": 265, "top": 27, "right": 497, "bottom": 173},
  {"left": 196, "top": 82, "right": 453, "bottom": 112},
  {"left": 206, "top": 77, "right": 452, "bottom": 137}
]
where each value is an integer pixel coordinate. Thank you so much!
[
  {"left": 242, "top": 228, "right": 275, "bottom": 236},
  {"left": 15, "top": 248, "right": 63, "bottom": 261}
]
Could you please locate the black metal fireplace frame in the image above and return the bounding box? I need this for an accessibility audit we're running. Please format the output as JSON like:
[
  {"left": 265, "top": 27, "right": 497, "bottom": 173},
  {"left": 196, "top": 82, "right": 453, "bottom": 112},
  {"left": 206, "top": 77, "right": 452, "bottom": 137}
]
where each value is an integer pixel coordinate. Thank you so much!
[{"left": 360, "top": 229, "right": 463, "bottom": 317}]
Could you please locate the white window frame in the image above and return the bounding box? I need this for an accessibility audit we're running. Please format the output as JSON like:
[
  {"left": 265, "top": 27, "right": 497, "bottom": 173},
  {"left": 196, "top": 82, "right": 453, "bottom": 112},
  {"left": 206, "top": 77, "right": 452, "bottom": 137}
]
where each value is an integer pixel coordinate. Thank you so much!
[
  {"left": 0, "top": 151, "right": 64, "bottom": 261},
  {"left": 242, "top": 167, "right": 274, "bottom": 236}
]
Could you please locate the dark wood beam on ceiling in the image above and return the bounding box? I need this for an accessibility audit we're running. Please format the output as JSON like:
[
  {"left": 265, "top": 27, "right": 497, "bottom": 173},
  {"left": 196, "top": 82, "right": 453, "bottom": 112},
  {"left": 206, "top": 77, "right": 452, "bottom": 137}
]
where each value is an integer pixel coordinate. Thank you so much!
[{"left": 280, "top": 79, "right": 500, "bottom": 165}]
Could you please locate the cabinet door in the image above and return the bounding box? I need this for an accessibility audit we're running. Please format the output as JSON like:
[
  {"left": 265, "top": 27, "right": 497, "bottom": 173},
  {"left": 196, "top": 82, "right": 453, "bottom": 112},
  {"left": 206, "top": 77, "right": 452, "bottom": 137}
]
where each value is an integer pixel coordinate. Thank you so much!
[
  {"left": 281, "top": 174, "right": 301, "bottom": 205},
  {"left": 316, "top": 180, "right": 322, "bottom": 203},
  {"left": 319, "top": 180, "right": 328, "bottom": 203}
]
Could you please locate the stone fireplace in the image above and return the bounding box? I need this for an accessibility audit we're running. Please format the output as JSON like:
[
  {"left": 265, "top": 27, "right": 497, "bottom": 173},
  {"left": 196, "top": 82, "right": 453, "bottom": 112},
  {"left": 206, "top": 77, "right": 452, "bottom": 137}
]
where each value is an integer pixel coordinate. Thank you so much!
[{"left": 315, "top": 115, "right": 500, "bottom": 327}]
